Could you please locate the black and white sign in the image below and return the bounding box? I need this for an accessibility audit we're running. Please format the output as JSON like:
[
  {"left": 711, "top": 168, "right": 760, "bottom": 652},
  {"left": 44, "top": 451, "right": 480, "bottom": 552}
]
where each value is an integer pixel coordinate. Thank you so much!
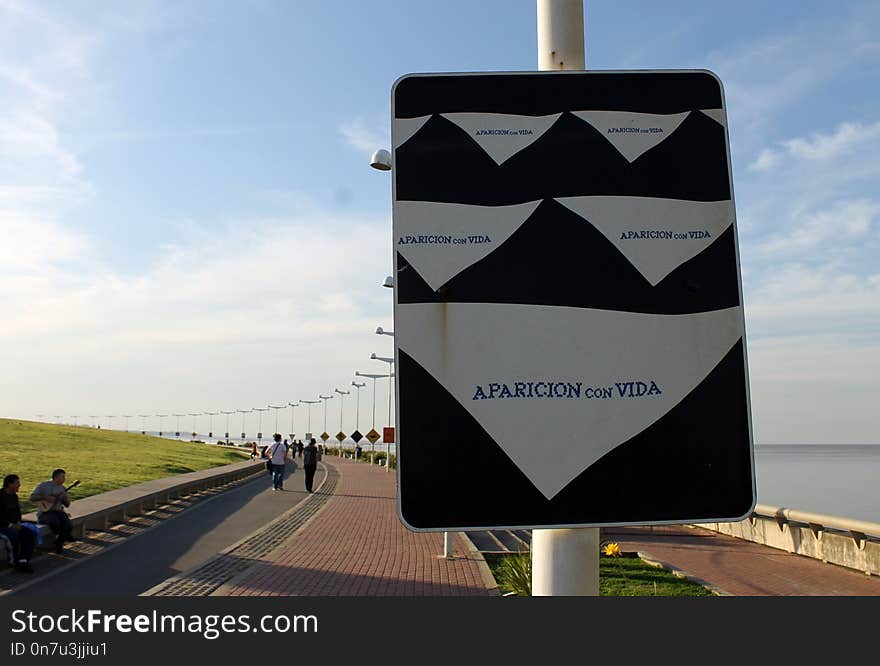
[{"left": 392, "top": 71, "right": 754, "bottom": 531}]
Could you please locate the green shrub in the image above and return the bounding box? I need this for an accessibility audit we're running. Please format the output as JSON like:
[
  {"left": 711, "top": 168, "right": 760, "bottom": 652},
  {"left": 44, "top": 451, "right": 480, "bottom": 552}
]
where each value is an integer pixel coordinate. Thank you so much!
[{"left": 484, "top": 552, "right": 531, "bottom": 596}]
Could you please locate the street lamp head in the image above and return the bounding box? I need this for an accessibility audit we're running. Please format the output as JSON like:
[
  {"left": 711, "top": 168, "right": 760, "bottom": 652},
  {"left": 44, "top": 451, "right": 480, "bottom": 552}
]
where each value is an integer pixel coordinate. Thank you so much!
[
  {"left": 382, "top": 276, "right": 394, "bottom": 289},
  {"left": 370, "top": 148, "right": 392, "bottom": 171},
  {"left": 376, "top": 326, "right": 384, "bottom": 335}
]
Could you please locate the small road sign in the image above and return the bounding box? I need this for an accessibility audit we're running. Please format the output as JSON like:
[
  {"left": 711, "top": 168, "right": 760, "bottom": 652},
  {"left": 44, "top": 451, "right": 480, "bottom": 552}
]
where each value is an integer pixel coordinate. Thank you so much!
[
  {"left": 365, "top": 429, "right": 381, "bottom": 445},
  {"left": 383, "top": 427, "right": 395, "bottom": 444},
  {"left": 320, "top": 432, "right": 330, "bottom": 442},
  {"left": 351, "top": 430, "right": 364, "bottom": 443},
  {"left": 336, "top": 431, "right": 347, "bottom": 443}
]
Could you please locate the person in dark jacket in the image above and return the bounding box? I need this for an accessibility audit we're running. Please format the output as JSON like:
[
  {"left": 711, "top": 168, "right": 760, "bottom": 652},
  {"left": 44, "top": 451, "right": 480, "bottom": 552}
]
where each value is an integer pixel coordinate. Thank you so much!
[
  {"left": 302, "top": 438, "right": 319, "bottom": 493},
  {"left": 0, "top": 474, "right": 35, "bottom": 573}
]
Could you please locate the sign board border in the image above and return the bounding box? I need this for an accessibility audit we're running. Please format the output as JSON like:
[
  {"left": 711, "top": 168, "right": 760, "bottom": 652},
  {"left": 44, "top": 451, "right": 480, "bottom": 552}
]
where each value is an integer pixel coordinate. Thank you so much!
[{"left": 391, "top": 69, "right": 756, "bottom": 533}]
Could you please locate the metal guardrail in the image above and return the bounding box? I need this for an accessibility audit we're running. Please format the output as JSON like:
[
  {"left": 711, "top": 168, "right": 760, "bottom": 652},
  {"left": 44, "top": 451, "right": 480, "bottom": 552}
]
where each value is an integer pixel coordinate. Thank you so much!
[{"left": 753, "top": 504, "right": 880, "bottom": 543}]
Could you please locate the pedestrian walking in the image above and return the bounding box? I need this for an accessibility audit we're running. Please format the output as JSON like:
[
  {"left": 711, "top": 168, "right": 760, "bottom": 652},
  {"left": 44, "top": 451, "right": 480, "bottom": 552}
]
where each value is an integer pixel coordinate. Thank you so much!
[
  {"left": 250, "top": 442, "right": 257, "bottom": 460},
  {"left": 268, "top": 433, "right": 287, "bottom": 491},
  {"left": 302, "top": 438, "right": 319, "bottom": 493}
]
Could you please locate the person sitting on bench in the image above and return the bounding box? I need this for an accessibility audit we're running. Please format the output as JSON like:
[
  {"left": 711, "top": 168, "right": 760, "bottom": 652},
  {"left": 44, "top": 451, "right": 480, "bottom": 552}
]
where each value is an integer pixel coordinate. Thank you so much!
[
  {"left": 30, "top": 469, "right": 76, "bottom": 554},
  {"left": 0, "top": 474, "right": 36, "bottom": 573}
]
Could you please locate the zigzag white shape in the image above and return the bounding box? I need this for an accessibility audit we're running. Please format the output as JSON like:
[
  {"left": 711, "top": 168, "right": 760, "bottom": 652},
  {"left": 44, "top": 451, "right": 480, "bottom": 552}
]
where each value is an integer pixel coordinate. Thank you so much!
[
  {"left": 555, "top": 196, "right": 733, "bottom": 285},
  {"left": 441, "top": 112, "right": 562, "bottom": 165},
  {"left": 394, "top": 200, "right": 541, "bottom": 290},
  {"left": 571, "top": 110, "right": 690, "bottom": 162},
  {"left": 393, "top": 115, "right": 432, "bottom": 149},
  {"left": 398, "top": 303, "right": 744, "bottom": 499}
]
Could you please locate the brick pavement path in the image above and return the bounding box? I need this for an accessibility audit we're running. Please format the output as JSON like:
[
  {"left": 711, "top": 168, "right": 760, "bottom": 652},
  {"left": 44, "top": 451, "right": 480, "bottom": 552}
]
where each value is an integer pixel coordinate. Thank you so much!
[
  {"left": 216, "top": 459, "right": 497, "bottom": 596},
  {"left": 605, "top": 525, "right": 880, "bottom": 596}
]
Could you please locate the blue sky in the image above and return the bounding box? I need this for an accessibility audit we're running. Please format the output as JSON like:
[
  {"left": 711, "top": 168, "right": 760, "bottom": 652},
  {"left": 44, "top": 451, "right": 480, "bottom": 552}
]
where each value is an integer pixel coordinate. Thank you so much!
[{"left": 1, "top": 0, "right": 878, "bottom": 442}]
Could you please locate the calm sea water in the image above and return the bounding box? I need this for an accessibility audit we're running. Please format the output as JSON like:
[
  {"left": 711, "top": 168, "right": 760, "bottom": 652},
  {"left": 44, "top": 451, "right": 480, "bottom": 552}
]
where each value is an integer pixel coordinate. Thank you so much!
[{"left": 755, "top": 445, "right": 880, "bottom": 523}]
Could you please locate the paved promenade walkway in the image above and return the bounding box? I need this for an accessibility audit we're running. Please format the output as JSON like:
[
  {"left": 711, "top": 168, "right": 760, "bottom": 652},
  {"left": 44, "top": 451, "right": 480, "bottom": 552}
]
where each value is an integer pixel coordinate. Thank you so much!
[
  {"left": 216, "top": 459, "right": 497, "bottom": 596},
  {"left": 605, "top": 525, "right": 880, "bottom": 596}
]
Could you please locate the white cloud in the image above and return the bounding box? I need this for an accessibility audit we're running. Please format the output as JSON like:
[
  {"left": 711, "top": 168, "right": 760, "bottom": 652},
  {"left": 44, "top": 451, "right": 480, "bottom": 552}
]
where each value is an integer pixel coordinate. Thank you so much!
[
  {"left": 749, "top": 148, "right": 780, "bottom": 172},
  {"left": 0, "top": 1, "right": 97, "bottom": 200},
  {"left": 339, "top": 117, "right": 390, "bottom": 153},
  {"left": 0, "top": 209, "right": 87, "bottom": 271},
  {"left": 0, "top": 111, "right": 82, "bottom": 178},
  {"left": 746, "top": 198, "right": 880, "bottom": 259},
  {"left": 750, "top": 121, "right": 880, "bottom": 172},
  {"left": 0, "top": 204, "right": 396, "bottom": 423},
  {"left": 744, "top": 261, "right": 880, "bottom": 340}
]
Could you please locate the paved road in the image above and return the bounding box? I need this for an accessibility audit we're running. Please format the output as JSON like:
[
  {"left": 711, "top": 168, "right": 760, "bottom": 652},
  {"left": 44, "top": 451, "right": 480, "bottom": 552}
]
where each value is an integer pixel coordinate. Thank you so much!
[
  {"left": 219, "top": 458, "right": 497, "bottom": 596},
  {"left": 15, "top": 460, "right": 309, "bottom": 597}
]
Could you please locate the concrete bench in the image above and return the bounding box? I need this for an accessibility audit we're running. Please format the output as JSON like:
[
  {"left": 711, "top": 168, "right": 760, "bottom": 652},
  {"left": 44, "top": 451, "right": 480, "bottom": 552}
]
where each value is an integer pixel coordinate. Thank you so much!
[{"left": 2, "top": 458, "right": 263, "bottom": 561}]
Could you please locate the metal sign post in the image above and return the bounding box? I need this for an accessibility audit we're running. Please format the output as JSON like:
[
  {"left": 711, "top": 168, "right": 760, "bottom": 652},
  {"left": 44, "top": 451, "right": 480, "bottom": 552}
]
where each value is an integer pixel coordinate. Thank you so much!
[
  {"left": 532, "top": 0, "right": 597, "bottom": 597},
  {"left": 390, "top": 0, "right": 754, "bottom": 596}
]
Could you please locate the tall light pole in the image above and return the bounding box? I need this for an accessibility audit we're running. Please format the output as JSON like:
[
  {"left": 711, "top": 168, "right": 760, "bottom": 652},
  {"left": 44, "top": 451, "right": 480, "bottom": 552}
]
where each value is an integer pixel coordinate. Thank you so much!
[
  {"left": 188, "top": 412, "right": 201, "bottom": 439},
  {"left": 138, "top": 414, "right": 150, "bottom": 434},
  {"left": 173, "top": 413, "right": 186, "bottom": 438},
  {"left": 334, "top": 388, "right": 350, "bottom": 454},
  {"left": 221, "top": 410, "right": 236, "bottom": 442},
  {"left": 300, "top": 399, "right": 320, "bottom": 435},
  {"left": 205, "top": 411, "right": 220, "bottom": 439},
  {"left": 351, "top": 381, "right": 366, "bottom": 434},
  {"left": 268, "top": 404, "right": 285, "bottom": 436},
  {"left": 318, "top": 395, "right": 333, "bottom": 443},
  {"left": 355, "top": 371, "right": 391, "bottom": 464},
  {"left": 253, "top": 407, "right": 269, "bottom": 442},
  {"left": 71, "top": 415, "right": 79, "bottom": 427},
  {"left": 371, "top": 353, "right": 395, "bottom": 472},
  {"left": 288, "top": 401, "right": 299, "bottom": 439},
  {"left": 156, "top": 414, "right": 168, "bottom": 437},
  {"left": 236, "top": 409, "right": 251, "bottom": 443},
  {"left": 123, "top": 415, "right": 133, "bottom": 432}
]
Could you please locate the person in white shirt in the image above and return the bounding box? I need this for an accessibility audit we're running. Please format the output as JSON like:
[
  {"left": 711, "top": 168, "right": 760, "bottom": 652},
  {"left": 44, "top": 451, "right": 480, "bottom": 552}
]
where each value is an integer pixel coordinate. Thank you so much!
[{"left": 268, "top": 434, "right": 288, "bottom": 491}]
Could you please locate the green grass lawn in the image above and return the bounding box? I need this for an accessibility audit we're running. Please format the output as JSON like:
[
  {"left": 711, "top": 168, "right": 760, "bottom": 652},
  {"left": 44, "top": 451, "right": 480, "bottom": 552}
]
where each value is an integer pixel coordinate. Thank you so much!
[
  {"left": 0, "top": 419, "right": 249, "bottom": 514},
  {"left": 485, "top": 552, "right": 714, "bottom": 596},
  {"left": 599, "top": 555, "right": 714, "bottom": 596}
]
